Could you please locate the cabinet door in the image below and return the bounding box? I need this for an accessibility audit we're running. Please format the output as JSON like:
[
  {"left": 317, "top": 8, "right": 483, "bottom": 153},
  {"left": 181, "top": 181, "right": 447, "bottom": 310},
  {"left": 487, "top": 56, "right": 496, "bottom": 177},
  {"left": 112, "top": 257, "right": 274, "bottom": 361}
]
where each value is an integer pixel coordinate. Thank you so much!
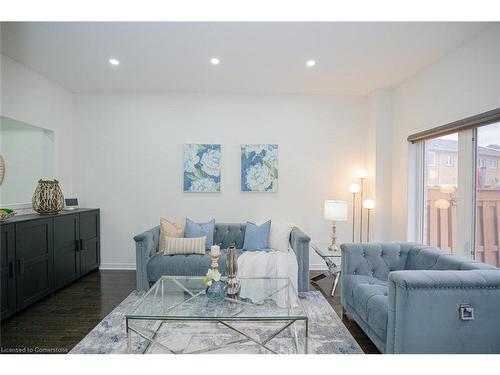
[
  {"left": 79, "top": 210, "right": 100, "bottom": 275},
  {"left": 1, "top": 224, "right": 16, "bottom": 320},
  {"left": 15, "top": 218, "right": 54, "bottom": 310},
  {"left": 54, "top": 214, "right": 80, "bottom": 289}
]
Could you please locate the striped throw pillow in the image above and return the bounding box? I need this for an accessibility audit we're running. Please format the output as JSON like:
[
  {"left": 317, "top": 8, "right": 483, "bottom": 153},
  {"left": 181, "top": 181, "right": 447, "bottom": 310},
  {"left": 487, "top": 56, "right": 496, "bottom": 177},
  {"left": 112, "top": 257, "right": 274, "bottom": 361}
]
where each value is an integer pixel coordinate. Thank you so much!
[{"left": 161, "top": 236, "right": 206, "bottom": 255}]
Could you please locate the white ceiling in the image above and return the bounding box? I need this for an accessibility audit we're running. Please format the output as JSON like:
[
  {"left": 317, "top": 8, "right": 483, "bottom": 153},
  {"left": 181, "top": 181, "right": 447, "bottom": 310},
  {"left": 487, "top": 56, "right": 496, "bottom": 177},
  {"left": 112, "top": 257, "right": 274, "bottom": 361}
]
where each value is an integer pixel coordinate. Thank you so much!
[{"left": 0, "top": 22, "right": 493, "bottom": 95}]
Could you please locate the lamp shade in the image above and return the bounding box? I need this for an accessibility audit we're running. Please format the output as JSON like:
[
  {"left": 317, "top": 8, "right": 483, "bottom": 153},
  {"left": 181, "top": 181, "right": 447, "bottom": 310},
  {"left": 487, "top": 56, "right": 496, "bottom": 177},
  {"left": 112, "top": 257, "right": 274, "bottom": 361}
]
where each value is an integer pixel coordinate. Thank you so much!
[
  {"left": 348, "top": 183, "right": 361, "bottom": 193},
  {"left": 435, "top": 199, "right": 451, "bottom": 210},
  {"left": 362, "top": 198, "right": 375, "bottom": 210},
  {"left": 355, "top": 169, "right": 368, "bottom": 179},
  {"left": 324, "top": 200, "right": 348, "bottom": 221}
]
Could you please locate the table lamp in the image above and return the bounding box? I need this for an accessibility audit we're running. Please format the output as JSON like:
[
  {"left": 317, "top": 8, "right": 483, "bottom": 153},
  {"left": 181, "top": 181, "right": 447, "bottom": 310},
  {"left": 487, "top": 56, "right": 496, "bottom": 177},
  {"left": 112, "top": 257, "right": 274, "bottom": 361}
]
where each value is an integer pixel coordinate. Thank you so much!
[{"left": 324, "top": 200, "right": 348, "bottom": 251}]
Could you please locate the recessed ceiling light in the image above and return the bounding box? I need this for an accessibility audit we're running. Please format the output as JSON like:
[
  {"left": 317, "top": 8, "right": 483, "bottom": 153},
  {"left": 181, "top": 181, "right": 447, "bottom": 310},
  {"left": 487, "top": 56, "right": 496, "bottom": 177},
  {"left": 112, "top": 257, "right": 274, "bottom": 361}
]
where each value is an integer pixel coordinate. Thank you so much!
[
  {"left": 210, "top": 57, "right": 220, "bottom": 65},
  {"left": 108, "top": 58, "right": 120, "bottom": 66},
  {"left": 306, "top": 60, "right": 316, "bottom": 67}
]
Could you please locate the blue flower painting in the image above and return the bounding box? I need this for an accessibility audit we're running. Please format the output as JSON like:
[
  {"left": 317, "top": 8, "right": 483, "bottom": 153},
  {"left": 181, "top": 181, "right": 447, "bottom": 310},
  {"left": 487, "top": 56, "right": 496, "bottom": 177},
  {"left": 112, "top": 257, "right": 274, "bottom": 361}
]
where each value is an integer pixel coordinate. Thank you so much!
[
  {"left": 241, "top": 144, "right": 278, "bottom": 192},
  {"left": 183, "top": 144, "right": 221, "bottom": 192}
]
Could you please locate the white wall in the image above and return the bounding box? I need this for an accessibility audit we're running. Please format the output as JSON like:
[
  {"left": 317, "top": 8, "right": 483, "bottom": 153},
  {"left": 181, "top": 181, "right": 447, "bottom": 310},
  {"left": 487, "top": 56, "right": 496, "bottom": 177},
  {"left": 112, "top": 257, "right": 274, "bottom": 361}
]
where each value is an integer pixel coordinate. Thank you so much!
[
  {"left": 0, "top": 117, "right": 55, "bottom": 204},
  {"left": 73, "top": 93, "right": 368, "bottom": 269},
  {"left": 371, "top": 25, "right": 500, "bottom": 240},
  {"left": 367, "top": 89, "right": 394, "bottom": 242},
  {"left": 0, "top": 54, "right": 74, "bottom": 202}
]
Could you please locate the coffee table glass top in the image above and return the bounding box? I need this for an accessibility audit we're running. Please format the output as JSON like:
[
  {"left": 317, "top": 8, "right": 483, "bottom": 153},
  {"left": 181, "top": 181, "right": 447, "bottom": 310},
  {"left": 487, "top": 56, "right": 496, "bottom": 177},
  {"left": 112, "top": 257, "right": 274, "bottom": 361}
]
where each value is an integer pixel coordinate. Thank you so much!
[{"left": 126, "top": 276, "right": 306, "bottom": 321}]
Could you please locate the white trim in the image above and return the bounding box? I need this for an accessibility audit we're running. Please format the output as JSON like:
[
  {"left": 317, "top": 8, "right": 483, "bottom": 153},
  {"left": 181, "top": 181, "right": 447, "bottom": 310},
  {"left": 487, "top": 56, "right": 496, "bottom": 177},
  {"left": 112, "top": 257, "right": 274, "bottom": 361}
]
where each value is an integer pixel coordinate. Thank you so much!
[
  {"left": 407, "top": 142, "right": 424, "bottom": 242},
  {"left": 309, "top": 263, "right": 329, "bottom": 271},
  {"left": 456, "top": 129, "right": 475, "bottom": 258},
  {"left": 99, "top": 263, "right": 136, "bottom": 270}
]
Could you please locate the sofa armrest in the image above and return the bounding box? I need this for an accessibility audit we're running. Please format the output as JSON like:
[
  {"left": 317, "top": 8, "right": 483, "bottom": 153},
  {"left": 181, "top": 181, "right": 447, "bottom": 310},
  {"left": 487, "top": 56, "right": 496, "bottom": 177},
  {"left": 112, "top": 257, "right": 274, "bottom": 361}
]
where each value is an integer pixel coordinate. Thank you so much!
[
  {"left": 387, "top": 270, "right": 500, "bottom": 353},
  {"left": 134, "top": 226, "right": 160, "bottom": 291},
  {"left": 290, "top": 227, "right": 311, "bottom": 293}
]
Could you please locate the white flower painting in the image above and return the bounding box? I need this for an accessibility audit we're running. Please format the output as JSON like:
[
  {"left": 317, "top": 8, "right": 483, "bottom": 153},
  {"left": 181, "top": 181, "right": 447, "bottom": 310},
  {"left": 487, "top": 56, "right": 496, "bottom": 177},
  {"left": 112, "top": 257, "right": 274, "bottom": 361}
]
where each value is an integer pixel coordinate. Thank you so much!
[
  {"left": 183, "top": 144, "right": 221, "bottom": 192},
  {"left": 241, "top": 144, "right": 278, "bottom": 192}
]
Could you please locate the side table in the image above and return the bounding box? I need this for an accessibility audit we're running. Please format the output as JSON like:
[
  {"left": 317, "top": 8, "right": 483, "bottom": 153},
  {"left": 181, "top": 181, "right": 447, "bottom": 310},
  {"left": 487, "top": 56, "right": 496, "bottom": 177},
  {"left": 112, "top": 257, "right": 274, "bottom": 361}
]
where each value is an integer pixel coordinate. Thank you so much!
[{"left": 310, "top": 243, "right": 342, "bottom": 297}]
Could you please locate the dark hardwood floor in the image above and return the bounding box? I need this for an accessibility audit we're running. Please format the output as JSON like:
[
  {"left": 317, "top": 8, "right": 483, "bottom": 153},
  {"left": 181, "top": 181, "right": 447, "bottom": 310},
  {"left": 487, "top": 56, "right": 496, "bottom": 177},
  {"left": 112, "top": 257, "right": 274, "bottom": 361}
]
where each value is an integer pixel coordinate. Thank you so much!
[
  {"left": 0, "top": 270, "right": 136, "bottom": 353},
  {"left": 1, "top": 269, "right": 379, "bottom": 353}
]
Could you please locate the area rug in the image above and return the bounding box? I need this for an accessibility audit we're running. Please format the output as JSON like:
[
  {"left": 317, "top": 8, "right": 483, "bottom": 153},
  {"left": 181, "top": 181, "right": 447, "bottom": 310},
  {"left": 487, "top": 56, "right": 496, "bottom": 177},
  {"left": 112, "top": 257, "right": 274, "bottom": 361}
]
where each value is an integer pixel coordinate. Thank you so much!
[{"left": 70, "top": 291, "right": 362, "bottom": 354}]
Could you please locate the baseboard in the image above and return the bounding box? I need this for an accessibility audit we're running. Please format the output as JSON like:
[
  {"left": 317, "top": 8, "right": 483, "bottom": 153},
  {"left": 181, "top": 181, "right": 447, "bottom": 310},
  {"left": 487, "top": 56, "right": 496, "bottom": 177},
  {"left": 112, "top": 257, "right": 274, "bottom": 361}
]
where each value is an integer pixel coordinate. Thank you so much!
[
  {"left": 99, "top": 263, "right": 136, "bottom": 270},
  {"left": 309, "top": 263, "right": 328, "bottom": 271}
]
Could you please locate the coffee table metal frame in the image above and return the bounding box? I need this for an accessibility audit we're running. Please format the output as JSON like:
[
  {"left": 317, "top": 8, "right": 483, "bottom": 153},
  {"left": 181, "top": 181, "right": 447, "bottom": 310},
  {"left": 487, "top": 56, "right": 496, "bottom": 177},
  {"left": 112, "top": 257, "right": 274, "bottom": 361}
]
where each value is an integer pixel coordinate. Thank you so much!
[{"left": 125, "top": 276, "right": 308, "bottom": 354}]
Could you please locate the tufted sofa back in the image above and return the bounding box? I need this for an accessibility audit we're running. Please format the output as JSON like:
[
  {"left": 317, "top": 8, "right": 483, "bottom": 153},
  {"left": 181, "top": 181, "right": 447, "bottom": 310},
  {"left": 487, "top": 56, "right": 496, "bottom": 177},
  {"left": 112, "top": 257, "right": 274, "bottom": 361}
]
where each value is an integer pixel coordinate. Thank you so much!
[
  {"left": 341, "top": 242, "right": 497, "bottom": 282},
  {"left": 213, "top": 223, "right": 247, "bottom": 249},
  {"left": 340, "top": 242, "right": 421, "bottom": 281}
]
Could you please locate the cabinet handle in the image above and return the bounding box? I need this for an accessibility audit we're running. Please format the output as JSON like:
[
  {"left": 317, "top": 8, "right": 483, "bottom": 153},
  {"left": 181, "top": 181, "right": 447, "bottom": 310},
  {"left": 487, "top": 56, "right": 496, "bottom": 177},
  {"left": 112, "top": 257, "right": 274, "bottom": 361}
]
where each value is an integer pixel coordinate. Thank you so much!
[
  {"left": 75, "top": 239, "right": 80, "bottom": 252},
  {"left": 18, "top": 258, "right": 25, "bottom": 275},
  {"left": 79, "top": 239, "right": 85, "bottom": 252},
  {"left": 9, "top": 261, "right": 14, "bottom": 278}
]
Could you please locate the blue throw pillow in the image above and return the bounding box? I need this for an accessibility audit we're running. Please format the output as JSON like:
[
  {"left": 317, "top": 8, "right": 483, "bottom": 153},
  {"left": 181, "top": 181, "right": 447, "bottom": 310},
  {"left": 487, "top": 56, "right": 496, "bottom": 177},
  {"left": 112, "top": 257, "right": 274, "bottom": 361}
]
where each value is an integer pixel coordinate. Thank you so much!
[
  {"left": 185, "top": 218, "right": 215, "bottom": 250},
  {"left": 243, "top": 220, "right": 272, "bottom": 251}
]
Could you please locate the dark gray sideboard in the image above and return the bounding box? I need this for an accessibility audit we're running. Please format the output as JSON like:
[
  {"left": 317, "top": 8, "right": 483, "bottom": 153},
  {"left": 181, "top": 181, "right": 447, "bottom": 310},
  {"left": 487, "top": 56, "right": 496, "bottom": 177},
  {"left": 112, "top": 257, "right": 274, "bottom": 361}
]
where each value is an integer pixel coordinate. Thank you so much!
[{"left": 1, "top": 208, "right": 100, "bottom": 320}]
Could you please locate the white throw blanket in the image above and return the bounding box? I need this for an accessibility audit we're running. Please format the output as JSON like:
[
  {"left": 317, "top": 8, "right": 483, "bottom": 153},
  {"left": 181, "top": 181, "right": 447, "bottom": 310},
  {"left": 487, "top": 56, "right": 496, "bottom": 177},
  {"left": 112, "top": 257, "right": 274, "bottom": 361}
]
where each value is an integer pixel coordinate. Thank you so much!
[{"left": 237, "top": 249, "right": 299, "bottom": 308}]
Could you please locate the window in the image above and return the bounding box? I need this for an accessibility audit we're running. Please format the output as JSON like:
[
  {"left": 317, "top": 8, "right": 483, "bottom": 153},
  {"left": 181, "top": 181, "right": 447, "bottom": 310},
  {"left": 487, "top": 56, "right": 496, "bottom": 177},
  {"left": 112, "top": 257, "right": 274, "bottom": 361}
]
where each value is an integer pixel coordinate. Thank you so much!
[
  {"left": 423, "top": 134, "right": 458, "bottom": 252},
  {"left": 411, "top": 114, "right": 500, "bottom": 267},
  {"left": 426, "top": 151, "right": 436, "bottom": 166},
  {"left": 446, "top": 154, "right": 454, "bottom": 166},
  {"left": 475, "top": 123, "right": 500, "bottom": 267}
]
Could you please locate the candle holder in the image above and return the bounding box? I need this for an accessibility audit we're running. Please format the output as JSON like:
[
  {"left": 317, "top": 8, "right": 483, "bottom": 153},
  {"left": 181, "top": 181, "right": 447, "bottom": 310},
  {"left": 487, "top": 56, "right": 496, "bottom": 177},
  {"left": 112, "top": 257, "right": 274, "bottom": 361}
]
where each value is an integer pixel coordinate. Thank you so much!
[
  {"left": 226, "top": 245, "right": 240, "bottom": 295},
  {"left": 210, "top": 252, "right": 220, "bottom": 269}
]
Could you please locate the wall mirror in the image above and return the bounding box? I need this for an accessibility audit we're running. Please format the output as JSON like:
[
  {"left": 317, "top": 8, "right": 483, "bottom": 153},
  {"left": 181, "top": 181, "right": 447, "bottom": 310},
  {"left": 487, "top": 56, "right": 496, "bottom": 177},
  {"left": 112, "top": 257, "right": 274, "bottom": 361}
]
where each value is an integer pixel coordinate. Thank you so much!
[{"left": 0, "top": 116, "right": 55, "bottom": 206}]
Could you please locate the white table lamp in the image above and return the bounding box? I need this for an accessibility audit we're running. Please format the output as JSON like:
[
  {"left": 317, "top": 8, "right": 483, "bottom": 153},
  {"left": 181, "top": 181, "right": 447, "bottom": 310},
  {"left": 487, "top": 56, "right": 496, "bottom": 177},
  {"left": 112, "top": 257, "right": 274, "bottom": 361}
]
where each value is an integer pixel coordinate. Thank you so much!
[{"left": 324, "top": 200, "right": 348, "bottom": 251}]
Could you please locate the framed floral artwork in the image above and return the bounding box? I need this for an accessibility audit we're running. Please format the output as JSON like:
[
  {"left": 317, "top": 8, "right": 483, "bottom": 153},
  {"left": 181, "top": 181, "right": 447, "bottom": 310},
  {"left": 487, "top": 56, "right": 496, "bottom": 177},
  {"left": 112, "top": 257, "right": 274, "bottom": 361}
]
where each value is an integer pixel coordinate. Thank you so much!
[
  {"left": 183, "top": 144, "right": 221, "bottom": 192},
  {"left": 241, "top": 144, "right": 278, "bottom": 192}
]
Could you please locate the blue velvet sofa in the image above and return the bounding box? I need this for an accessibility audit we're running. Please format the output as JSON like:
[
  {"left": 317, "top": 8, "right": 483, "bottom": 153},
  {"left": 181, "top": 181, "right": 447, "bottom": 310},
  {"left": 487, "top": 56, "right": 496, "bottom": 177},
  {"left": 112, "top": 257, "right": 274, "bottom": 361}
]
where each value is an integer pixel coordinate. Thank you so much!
[
  {"left": 341, "top": 242, "right": 500, "bottom": 353},
  {"left": 134, "top": 223, "right": 311, "bottom": 292}
]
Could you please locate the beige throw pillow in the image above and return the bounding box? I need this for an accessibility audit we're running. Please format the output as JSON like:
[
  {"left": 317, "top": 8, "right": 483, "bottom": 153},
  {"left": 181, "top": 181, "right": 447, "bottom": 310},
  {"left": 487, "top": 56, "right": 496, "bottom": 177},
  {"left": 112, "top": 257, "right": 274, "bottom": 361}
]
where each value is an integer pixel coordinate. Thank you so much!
[
  {"left": 162, "top": 236, "right": 207, "bottom": 255},
  {"left": 159, "top": 217, "right": 185, "bottom": 250}
]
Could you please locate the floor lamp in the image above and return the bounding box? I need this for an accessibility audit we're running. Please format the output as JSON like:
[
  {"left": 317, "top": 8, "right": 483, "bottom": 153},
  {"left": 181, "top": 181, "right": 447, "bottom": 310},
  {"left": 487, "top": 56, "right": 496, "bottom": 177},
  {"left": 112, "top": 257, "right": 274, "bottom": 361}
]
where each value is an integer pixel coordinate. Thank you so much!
[
  {"left": 356, "top": 169, "right": 368, "bottom": 242},
  {"left": 362, "top": 198, "right": 375, "bottom": 242},
  {"left": 348, "top": 183, "right": 361, "bottom": 243}
]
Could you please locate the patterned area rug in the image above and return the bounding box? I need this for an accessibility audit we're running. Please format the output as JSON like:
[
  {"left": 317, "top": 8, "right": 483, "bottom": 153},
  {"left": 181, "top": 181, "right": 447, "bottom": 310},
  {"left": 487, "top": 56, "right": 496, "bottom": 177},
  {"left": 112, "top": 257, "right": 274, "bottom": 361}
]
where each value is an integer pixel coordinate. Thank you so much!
[{"left": 70, "top": 291, "right": 362, "bottom": 354}]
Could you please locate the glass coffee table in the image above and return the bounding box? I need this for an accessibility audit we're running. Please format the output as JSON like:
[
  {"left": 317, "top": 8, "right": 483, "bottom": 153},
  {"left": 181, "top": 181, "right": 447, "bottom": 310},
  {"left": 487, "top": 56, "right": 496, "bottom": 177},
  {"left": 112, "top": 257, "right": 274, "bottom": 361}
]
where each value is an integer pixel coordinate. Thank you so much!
[
  {"left": 125, "top": 276, "right": 308, "bottom": 354},
  {"left": 310, "top": 243, "right": 342, "bottom": 297}
]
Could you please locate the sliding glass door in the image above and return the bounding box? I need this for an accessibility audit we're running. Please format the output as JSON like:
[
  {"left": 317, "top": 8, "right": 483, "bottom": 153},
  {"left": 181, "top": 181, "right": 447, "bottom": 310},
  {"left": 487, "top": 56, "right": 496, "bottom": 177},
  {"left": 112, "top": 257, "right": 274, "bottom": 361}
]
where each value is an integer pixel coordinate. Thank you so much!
[
  {"left": 423, "top": 134, "right": 459, "bottom": 252},
  {"left": 475, "top": 122, "right": 500, "bottom": 267},
  {"left": 411, "top": 110, "right": 500, "bottom": 262}
]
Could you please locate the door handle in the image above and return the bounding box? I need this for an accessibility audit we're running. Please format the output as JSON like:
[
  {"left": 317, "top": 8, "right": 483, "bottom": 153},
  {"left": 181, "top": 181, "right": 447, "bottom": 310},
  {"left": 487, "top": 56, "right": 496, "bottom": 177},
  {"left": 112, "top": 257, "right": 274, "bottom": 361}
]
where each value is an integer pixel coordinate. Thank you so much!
[{"left": 18, "top": 258, "right": 25, "bottom": 275}]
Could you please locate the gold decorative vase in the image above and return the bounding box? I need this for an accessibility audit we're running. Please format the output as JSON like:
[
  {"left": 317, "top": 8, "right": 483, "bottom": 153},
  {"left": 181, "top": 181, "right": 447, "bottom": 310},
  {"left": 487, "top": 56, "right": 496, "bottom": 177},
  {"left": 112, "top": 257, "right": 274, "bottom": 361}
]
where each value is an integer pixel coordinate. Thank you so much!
[{"left": 32, "top": 179, "right": 64, "bottom": 215}]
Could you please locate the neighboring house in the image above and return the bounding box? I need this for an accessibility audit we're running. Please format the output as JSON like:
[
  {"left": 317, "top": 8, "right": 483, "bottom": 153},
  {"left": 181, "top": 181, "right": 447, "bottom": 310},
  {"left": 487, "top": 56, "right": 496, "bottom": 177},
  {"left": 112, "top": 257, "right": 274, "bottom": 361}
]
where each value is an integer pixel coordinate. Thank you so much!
[{"left": 426, "top": 138, "right": 500, "bottom": 189}]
